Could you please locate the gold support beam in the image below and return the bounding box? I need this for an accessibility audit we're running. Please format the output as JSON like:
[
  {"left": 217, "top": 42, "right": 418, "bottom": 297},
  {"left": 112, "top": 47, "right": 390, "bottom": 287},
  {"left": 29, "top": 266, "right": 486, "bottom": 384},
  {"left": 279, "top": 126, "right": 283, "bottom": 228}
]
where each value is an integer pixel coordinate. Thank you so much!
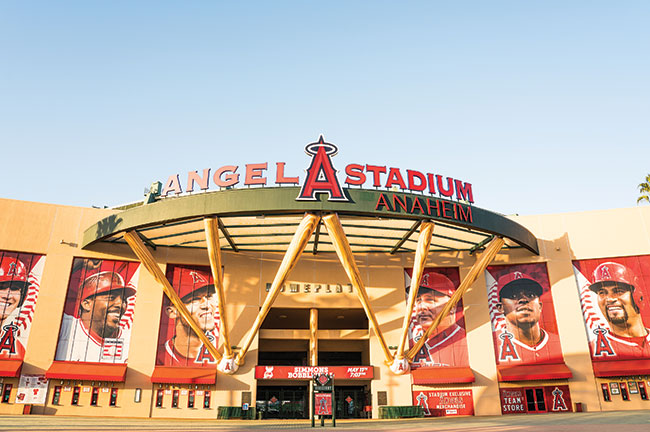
[
  {"left": 235, "top": 213, "right": 321, "bottom": 366},
  {"left": 394, "top": 221, "right": 434, "bottom": 361},
  {"left": 406, "top": 236, "right": 505, "bottom": 360},
  {"left": 204, "top": 217, "right": 232, "bottom": 359},
  {"left": 124, "top": 230, "right": 223, "bottom": 363},
  {"left": 322, "top": 213, "right": 393, "bottom": 364},
  {"left": 310, "top": 308, "right": 318, "bottom": 366}
]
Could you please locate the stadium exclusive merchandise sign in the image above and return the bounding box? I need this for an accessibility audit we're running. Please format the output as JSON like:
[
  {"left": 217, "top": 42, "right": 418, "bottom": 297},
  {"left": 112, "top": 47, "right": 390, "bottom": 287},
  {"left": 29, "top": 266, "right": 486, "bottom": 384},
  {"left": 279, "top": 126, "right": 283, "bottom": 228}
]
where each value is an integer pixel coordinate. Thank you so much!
[{"left": 312, "top": 373, "right": 335, "bottom": 428}]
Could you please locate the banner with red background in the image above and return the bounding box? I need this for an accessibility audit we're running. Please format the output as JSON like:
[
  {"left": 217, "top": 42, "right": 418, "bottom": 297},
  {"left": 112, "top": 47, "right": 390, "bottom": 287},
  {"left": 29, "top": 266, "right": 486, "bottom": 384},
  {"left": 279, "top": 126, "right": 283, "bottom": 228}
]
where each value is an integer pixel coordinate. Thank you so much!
[
  {"left": 0, "top": 250, "right": 45, "bottom": 361},
  {"left": 155, "top": 264, "right": 221, "bottom": 367},
  {"left": 485, "top": 263, "right": 564, "bottom": 366},
  {"left": 404, "top": 267, "right": 469, "bottom": 369}
]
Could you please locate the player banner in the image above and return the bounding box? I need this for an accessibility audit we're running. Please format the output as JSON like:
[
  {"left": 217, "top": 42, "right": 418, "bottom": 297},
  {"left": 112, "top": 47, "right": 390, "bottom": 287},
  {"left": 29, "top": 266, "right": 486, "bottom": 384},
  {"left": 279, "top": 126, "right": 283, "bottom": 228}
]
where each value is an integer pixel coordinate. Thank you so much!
[
  {"left": 0, "top": 250, "right": 45, "bottom": 360},
  {"left": 15, "top": 374, "right": 48, "bottom": 404},
  {"left": 485, "top": 263, "right": 564, "bottom": 365},
  {"left": 155, "top": 265, "right": 221, "bottom": 367},
  {"left": 573, "top": 255, "right": 650, "bottom": 361},
  {"left": 413, "top": 389, "right": 474, "bottom": 417},
  {"left": 54, "top": 258, "right": 140, "bottom": 363},
  {"left": 404, "top": 267, "right": 469, "bottom": 368}
]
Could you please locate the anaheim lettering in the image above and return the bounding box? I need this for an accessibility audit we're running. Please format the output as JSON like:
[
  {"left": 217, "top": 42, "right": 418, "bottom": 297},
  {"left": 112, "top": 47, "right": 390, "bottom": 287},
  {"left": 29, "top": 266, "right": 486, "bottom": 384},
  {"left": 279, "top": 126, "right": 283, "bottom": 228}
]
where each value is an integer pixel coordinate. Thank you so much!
[{"left": 374, "top": 193, "right": 473, "bottom": 223}]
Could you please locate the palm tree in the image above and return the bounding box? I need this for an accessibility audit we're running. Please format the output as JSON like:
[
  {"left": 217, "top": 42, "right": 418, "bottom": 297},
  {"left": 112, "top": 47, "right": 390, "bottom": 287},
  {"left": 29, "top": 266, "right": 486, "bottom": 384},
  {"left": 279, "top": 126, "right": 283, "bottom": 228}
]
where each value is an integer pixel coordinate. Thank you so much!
[{"left": 638, "top": 174, "right": 650, "bottom": 204}]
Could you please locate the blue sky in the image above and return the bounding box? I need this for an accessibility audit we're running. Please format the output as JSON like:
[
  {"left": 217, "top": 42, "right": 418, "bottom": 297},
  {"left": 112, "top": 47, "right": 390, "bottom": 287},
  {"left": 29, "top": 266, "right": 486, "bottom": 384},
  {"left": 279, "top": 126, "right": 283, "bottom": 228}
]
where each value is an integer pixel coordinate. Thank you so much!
[{"left": 1, "top": 1, "right": 649, "bottom": 215}]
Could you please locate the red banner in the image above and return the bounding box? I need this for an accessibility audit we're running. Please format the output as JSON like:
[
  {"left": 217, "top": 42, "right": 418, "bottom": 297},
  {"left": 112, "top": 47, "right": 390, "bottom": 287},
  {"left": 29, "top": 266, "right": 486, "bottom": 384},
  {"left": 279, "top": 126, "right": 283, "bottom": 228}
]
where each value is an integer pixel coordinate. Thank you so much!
[
  {"left": 255, "top": 366, "right": 373, "bottom": 380},
  {"left": 412, "top": 389, "right": 474, "bottom": 417},
  {"left": 314, "top": 393, "right": 332, "bottom": 415}
]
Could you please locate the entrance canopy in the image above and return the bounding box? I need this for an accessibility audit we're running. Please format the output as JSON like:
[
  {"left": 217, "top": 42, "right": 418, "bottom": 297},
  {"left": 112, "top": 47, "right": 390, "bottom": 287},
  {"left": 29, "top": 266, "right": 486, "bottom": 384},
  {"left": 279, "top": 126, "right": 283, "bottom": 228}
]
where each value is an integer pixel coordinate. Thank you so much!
[
  {"left": 82, "top": 187, "right": 537, "bottom": 254},
  {"left": 80, "top": 186, "right": 539, "bottom": 374}
]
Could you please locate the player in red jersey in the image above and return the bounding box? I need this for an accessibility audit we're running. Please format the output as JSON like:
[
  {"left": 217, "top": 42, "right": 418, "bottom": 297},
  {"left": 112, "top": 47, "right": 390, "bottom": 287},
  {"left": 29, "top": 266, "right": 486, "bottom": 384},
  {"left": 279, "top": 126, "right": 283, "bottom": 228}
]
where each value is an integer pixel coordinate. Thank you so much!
[
  {"left": 0, "top": 257, "right": 30, "bottom": 359},
  {"left": 495, "top": 272, "right": 563, "bottom": 364},
  {"left": 410, "top": 272, "right": 468, "bottom": 367},
  {"left": 157, "top": 270, "right": 219, "bottom": 366},
  {"left": 588, "top": 262, "right": 650, "bottom": 359}
]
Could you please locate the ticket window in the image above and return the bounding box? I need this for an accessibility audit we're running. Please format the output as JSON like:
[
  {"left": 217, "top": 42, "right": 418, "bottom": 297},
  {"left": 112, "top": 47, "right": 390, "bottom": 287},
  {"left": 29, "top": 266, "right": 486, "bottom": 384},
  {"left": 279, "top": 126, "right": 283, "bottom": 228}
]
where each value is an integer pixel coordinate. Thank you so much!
[
  {"left": 204, "top": 391, "right": 211, "bottom": 409},
  {"left": 188, "top": 390, "right": 195, "bottom": 408},
  {"left": 601, "top": 384, "right": 611, "bottom": 402},
  {"left": 71, "top": 387, "right": 81, "bottom": 405},
  {"left": 524, "top": 388, "right": 547, "bottom": 413},
  {"left": 155, "top": 389, "right": 164, "bottom": 408},
  {"left": 639, "top": 382, "right": 648, "bottom": 401},
  {"left": 52, "top": 386, "right": 62, "bottom": 405},
  {"left": 1, "top": 384, "right": 12, "bottom": 403},
  {"left": 172, "top": 390, "right": 179, "bottom": 408},
  {"left": 90, "top": 387, "right": 99, "bottom": 406},
  {"left": 110, "top": 388, "right": 118, "bottom": 407}
]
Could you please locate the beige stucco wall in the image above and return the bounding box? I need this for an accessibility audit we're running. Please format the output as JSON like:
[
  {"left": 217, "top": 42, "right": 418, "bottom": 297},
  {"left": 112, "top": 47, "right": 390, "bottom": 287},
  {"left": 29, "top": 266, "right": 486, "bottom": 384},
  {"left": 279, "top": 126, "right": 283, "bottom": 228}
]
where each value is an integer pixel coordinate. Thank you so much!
[{"left": 1, "top": 197, "right": 650, "bottom": 417}]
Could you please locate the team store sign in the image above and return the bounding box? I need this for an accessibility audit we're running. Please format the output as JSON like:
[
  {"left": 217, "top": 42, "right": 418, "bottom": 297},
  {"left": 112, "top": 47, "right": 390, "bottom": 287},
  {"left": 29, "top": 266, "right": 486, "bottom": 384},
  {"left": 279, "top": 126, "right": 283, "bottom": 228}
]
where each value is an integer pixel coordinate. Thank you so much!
[{"left": 160, "top": 136, "right": 475, "bottom": 205}]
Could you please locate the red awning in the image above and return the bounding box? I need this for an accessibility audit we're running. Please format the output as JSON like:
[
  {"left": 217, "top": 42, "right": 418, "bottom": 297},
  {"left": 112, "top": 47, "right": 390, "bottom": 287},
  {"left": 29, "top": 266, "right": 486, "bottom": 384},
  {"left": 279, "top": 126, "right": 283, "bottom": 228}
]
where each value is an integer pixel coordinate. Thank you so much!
[
  {"left": 498, "top": 363, "right": 572, "bottom": 382},
  {"left": 151, "top": 367, "right": 216, "bottom": 385},
  {"left": 46, "top": 361, "right": 127, "bottom": 382},
  {"left": 411, "top": 367, "right": 475, "bottom": 384},
  {"left": 592, "top": 360, "right": 650, "bottom": 377},
  {"left": 0, "top": 360, "right": 23, "bottom": 378}
]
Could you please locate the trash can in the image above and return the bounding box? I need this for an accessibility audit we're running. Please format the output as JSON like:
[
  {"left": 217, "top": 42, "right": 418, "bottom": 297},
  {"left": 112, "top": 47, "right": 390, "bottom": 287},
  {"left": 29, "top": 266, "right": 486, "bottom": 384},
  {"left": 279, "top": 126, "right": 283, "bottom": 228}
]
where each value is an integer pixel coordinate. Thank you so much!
[
  {"left": 22, "top": 404, "right": 32, "bottom": 415},
  {"left": 575, "top": 402, "right": 583, "bottom": 412}
]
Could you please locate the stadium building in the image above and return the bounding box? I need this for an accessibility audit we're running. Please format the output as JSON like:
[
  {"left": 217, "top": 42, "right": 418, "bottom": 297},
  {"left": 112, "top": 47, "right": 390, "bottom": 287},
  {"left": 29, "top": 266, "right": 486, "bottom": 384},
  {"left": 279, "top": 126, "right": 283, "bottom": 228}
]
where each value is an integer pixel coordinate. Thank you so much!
[{"left": 1, "top": 137, "right": 649, "bottom": 419}]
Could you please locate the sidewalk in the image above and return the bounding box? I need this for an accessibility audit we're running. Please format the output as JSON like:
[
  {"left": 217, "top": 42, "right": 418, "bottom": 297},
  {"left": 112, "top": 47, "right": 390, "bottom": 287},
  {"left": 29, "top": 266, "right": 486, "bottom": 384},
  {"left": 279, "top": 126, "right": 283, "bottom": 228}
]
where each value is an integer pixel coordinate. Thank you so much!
[{"left": 1, "top": 410, "right": 649, "bottom": 432}]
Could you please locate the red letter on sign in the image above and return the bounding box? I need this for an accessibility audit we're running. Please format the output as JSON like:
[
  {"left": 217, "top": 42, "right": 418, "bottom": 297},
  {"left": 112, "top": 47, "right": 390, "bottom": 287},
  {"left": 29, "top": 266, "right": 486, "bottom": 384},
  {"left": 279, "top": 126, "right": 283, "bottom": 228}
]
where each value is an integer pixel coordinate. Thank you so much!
[
  {"left": 276, "top": 162, "right": 299, "bottom": 184},
  {"left": 407, "top": 170, "right": 427, "bottom": 192},
  {"left": 385, "top": 168, "right": 406, "bottom": 189},
  {"left": 455, "top": 180, "right": 474, "bottom": 203},
  {"left": 186, "top": 169, "right": 211, "bottom": 193},
  {"left": 436, "top": 175, "right": 454, "bottom": 198},
  {"left": 345, "top": 164, "right": 366, "bottom": 186},
  {"left": 245, "top": 163, "right": 268, "bottom": 185},
  {"left": 161, "top": 174, "right": 182, "bottom": 197},
  {"left": 365, "top": 165, "right": 387, "bottom": 187},
  {"left": 297, "top": 136, "right": 348, "bottom": 201},
  {"left": 213, "top": 165, "right": 240, "bottom": 187}
]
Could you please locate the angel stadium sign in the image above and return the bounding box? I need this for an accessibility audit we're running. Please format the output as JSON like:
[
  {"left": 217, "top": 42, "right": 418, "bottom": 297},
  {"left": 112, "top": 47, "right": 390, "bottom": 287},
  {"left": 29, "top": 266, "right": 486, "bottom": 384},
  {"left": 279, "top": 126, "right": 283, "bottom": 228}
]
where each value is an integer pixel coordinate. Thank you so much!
[{"left": 160, "top": 135, "right": 475, "bottom": 206}]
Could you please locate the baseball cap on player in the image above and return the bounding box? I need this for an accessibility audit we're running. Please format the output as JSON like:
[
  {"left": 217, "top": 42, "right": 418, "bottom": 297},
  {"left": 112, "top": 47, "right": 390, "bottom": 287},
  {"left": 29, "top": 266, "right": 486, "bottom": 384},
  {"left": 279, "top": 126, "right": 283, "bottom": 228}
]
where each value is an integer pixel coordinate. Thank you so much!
[
  {"left": 589, "top": 262, "right": 636, "bottom": 292},
  {"left": 0, "top": 256, "right": 29, "bottom": 306},
  {"left": 80, "top": 271, "right": 136, "bottom": 301},
  {"left": 177, "top": 270, "right": 215, "bottom": 302},
  {"left": 498, "top": 272, "right": 543, "bottom": 300},
  {"left": 414, "top": 272, "right": 455, "bottom": 298}
]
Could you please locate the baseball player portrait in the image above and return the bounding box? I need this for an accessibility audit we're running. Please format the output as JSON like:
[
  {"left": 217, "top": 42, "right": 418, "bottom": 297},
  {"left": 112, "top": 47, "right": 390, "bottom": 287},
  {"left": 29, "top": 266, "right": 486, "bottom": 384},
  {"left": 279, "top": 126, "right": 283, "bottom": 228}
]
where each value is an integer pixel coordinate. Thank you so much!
[
  {"left": 55, "top": 259, "right": 138, "bottom": 363},
  {"left": 407, "top": 269, "right": 469, "bottom": 368},
  {"left": 584, "top": 261, "right": 650, "bottom": 359},
  {"left": 156, "top": 268, "right": 220, "bottom": 367},
  {"left": 0, "top": 256, "right": 32, "bottom": 358},
  {"left": 488, "top": 265, "right": 564, "bottom": 365}
]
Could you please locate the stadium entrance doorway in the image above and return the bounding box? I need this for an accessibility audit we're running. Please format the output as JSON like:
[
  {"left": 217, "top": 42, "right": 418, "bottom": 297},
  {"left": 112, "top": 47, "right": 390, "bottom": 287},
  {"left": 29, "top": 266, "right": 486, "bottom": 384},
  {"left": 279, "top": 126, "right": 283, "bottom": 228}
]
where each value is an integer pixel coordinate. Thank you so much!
[
  {"left": 256, "top": 385, "right": 308, "bottom": 419},
  {"left": 334, "top": 385, "right": 369, "bottom": 419}
]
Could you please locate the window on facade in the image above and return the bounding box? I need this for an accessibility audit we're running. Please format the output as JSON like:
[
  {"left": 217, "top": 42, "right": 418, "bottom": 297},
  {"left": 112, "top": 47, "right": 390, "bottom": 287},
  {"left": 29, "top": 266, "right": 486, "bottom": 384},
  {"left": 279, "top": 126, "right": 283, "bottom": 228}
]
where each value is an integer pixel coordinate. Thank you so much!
[
  {"left": 155, "top": 389, "right": 164, "bottom": 408},
  {"left": 90, "top": 387, "right": 99, "bottom": 406},
  {"left": 52, "top": 386, "right": 62, "bottom": 405},
  {"left": 1, "top": 384, "right": 12, "bottom": 403},
  {"left": 203, "top": 390, "right": 211, "bottom": 409},
  {"left": 188, "top": 390, "right": 195, "bottom": 408},
  {"left": 109, "top": 388, "right": 118, "bottom": 406},
  {"left": 71, "top": 387, "right": 81, "bottom": 405},
  {"left": 172, "top": 390, "right": 179, "bottom": 408}
]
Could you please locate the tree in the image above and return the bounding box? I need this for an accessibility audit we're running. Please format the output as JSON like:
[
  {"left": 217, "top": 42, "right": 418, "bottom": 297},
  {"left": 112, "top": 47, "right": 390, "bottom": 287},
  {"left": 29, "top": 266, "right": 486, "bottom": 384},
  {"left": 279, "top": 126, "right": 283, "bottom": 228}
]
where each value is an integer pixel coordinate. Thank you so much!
[{"left": 638, "top": 174, "right": 650, "bottom": 204}]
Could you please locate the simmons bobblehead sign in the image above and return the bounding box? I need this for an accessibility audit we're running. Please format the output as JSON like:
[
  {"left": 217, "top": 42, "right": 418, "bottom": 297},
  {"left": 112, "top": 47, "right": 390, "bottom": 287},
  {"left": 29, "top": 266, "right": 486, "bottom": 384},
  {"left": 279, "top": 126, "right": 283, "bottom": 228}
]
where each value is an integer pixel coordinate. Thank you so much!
[
  {"left": 54, "top": 259, "right": 140, "bottom": 363},
  {"left": 0, "top": 251, "right": 45, "bottom": 361},
  {"left": 485, "top": 263, "right": 564, "bottom": 366},
  {"left": 573, "top": 256, "right": 650, "bottom": 362},
  {"left": 155, "top": 265, "right": 221, "bottom": 367}
]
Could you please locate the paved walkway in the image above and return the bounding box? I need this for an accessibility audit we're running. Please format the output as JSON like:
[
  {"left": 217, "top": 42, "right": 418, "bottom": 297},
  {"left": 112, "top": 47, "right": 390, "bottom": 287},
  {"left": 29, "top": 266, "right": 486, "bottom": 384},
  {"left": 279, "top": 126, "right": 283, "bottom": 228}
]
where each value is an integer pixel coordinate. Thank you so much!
[{"left": 0, "top": 410, "right": 649, "bottom": 432}]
